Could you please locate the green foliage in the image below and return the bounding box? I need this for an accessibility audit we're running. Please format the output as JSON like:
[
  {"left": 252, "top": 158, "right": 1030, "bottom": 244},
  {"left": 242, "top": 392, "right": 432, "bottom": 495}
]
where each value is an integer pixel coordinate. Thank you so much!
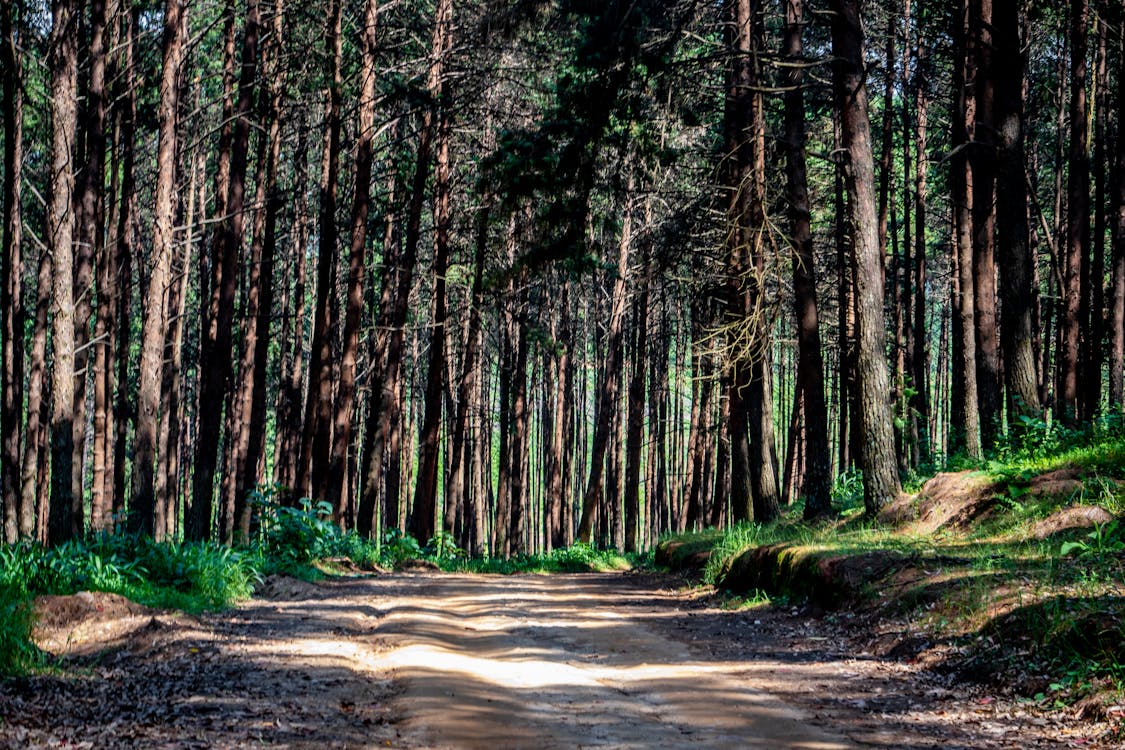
[
  {"left": 254, "top": 496, "right": 342, "bottom": 564},
  {"left": 1060, "top": 521, "right": 1125, "bottom": 559},
  {"left": 450, "top": 543, "right": 635, "bottom": 574},
  {"left": 423, "top": 531, "right": 465, "bottom": 561},
  {"left": 381, "top": 528, "right": 423, "bottom": 561},
  {"left": 0, "top": 585, "right": 39, "bottom": 676},
  {"left": 830, "top": 470, "right": 865, "bottom": 515},
  {"left": 0, "top": 535, "right": 259, "bottom": 612}
]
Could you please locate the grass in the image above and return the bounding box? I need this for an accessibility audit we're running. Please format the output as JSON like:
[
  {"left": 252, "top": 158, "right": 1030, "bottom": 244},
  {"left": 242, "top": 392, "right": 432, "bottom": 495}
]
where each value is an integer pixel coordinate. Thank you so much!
[{"left": 655, "top": 427, "right": 1125, "bottom": 707}]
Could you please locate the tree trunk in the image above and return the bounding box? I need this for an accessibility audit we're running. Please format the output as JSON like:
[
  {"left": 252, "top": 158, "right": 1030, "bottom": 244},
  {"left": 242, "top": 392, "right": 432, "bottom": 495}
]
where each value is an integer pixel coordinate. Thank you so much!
[
  {"left": 1083, "top": 16, "right": 1107, "bottom": 420},
  {"left": 132, "top": 0, "right": 188, "bottom": 538},
  {"left": 831, "top": 0, "right": 902, "bottom": 514},
  {"left": 297, "top": 0, "right": 343, "bottom": 505},
  {"left": 411, "top": 0, "right": 454, "bottom": 543},
  {"left": 910, "top": 33, "right": 930, "bottom": 462},
  {"left": 325, "top": 0, "right": 378, "bottom": 522},
  {"left": 47, "top": 0, "right": 81, "bottom": 545},
  {"left": 1060, "top": 0, "right": 1089, "bottom": 424},
  {"left": 951, "top": 0, "right": 982, "bottom": 458},
  {"left": 275, "top": 126, "right": 310, "bottom": 497},
  {"left": 187, "top": 0, "right": 260, "bottom": 539},
  {"left": 357, "top": 0, "right": 446, "bottom": 538},
  {"left": 447, "top": 199, "right": 490, "bottom": 552},
  {"left": 623, "top": 276, "right": 649, "bottom": 553},
  {"left": 1110, "top": 8, "right": 1125, "bottom": 410},
  {"left": 782, "top": 0, "right": 831, "bottom": 518},
  {"left": 576, "top": 195, "right": 632, "bottom": 544},
  {"left": 971, "top": 0, "right": 1001, "bottom": 448},
  {"left": 2, "top": 0, "right": 24, "bottom": 542},
  {"left": 72, "top": 0, "right": 109, "bottom": 506},
  {"left": 993, "top": 0, "right": 1040, "bottom": 420}
]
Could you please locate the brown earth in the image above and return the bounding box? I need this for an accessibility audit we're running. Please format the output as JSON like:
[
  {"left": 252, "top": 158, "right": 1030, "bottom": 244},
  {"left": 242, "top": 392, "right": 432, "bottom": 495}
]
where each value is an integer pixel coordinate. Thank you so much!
[{"left": 1, "top": 571, "right": 1120, "bottom": 748}]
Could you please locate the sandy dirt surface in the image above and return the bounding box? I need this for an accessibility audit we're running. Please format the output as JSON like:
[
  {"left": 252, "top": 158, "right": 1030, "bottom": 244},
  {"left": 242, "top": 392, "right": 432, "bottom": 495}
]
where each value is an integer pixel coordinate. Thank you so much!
[{"left": 0, "top": 571, "right": 1115, "bottom": 748}]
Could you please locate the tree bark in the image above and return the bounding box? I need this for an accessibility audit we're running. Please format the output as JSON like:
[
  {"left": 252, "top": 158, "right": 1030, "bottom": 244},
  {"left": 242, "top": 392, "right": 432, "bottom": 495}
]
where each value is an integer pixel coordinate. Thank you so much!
[
  {"left": 831, "top": 0, "right": 902, "bottom": 514},
  {"left": 187, "top": 0, "right": 261, "bottom": 539},
  {"left": 993, "top": 0, "right": 1040, "bottom": 420},
  {"left": 1110, "top": 8, "right": 1125, "bottom": 410},
  {"left": 1060, "top": 0, "right": 1089, "bottom": 424},
  {"left": 2, "top": 0, "right": 24, "bottom": 542},
  {"left": 132, "top": 0, "right": 188, "bottom": 538},
  {"left": 623, "top": 276, "right": 649, "bottom": 553},
  {"left": 971, "top": 0, "right": 1001, "bottom": 448},
  {"left": 782, "top": 0, "right": 831, "bottom": 518},
  {"left": 297, "top": 0, "right": 343, "bottom": 505},
  {"left": 47, "top": 0, "right": 81, "bottom": 545},
  {"left": 576, "top": 194, "right": 632, "bottom": 544},
  {"left": 951, "top": 0, "right": 982, "bottom": 458},
  {"left": 411, "top": 0, "right": 454, "bottom": 543},
  {"left": 326, "top": 0, "right": 379, "bottom": 522}
]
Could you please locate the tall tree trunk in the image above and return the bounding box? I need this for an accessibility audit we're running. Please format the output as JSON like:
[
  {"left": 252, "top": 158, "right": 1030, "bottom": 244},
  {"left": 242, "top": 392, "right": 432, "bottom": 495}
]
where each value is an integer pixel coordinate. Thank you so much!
[
  {"left": 1083, "top": 16, "right": 1107, "bottom": 419},
  {"left": 47, "top": 0, "right": 81, "bottom": 545},
  {"left": 1110, "top": 12, "right": 1125, "bottom": 410},
  {"left": 327, "top": 0, "right": 379, "bottom": 521},
  {"left": 910, "top": 32, "right": 930, "bottom": 462},
  {"left": 411, "top": 0, "right": 454, "bottom": 543},
  {"left": 111, "top": 5, "right": 137, "bottom": 518},
  {"left": 275, "top": 127, "right": 310, "bottom": 496},
  {"left": 1060, "top": 0, "right": 1089, "bottom": 424},
  {"left": 508, "top": 299, "right": 531, "bottom": 554},
  {"left": 623, "top": 276, "right": 649, "bottom": 553},
  {"left": 2, "top": 0, "right": 24, "bottom": 542},
  {"left": 446, "top": 198, "right": 491, "bottom": 552},
  {"left": 951, "top": 0, "right": 982, "bottom": 458},
  {"left": 971, "top": 0, "right": 1001, "bottom": 448},
  {"left": 994, "top": 0, "right": 1040, "bottom": 420},
  {"left": 831, "top": 0, "right": 902, "bottom": 514},
  {"left": 782, "top": 0, "right": 831, "bottom": 518},
  {"left": 297, "top": 0, "right": 343, "bottom": 504},
  {"left": 133, "top": 0, "right": 188, "bottom": 538},
  {"left": 357, "top": 0, "right": 445, "bottom": 538},
  {"left": 231, "top": 1, "right": 285, "bottom": 542},
  {"left": 187, "top": 0, "right": 260, "bottom": 539},
  {"left": 576, "top": 196, "right": 632, "bottom": 544},
  {"left": 73, "top": 0, "right": 109, "bottom": 503}
]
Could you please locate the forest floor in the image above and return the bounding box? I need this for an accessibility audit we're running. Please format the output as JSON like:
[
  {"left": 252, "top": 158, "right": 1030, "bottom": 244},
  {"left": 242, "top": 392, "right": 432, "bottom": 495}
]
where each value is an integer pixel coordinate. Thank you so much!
[{"left": 0, "top": 569, "right": 1111, "bottom": 749}]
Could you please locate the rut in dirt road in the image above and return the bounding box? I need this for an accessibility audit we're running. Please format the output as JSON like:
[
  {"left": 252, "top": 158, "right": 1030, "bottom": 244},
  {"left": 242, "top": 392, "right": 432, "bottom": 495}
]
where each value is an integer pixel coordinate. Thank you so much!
[{"left": 372, "top": 573, "right": 851, "bottom": 749}]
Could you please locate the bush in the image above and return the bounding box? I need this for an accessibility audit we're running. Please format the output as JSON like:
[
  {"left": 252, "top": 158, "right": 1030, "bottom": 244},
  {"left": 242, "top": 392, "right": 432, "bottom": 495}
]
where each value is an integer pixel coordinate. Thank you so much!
[{"left": 0, "top": 585, "right": 38, "bottom": 676}]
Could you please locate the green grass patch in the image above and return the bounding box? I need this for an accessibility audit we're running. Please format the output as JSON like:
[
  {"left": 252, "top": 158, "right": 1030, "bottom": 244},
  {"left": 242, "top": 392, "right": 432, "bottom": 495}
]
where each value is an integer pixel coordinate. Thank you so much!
[{"left": 445, "top": 543, "right": 639, "bottom": 574}]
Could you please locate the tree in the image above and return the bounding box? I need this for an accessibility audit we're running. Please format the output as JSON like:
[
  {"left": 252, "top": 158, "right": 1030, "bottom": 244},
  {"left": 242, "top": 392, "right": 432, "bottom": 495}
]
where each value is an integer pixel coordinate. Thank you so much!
[
  {"left": 993, "top": 0, "right": 1039, "bottom": 420},
  {"left": 189, "top": 0, "right": 262, "bottom": 540},
  {"left": 1059, "top": 0, "right": 1089, "bottom": 424},
  {"left": 47, "top": 0, "right": 81, "bottom": 546},
  {"left": 831, "top": 0, "right": 902, "bottom": 514},
  {"left": 133, "top": 0, "right": 189, "bottom": 538},
  {"left": 782, "top": 0, "right": 832, "bottom": 518},
  {"left": 1, "top": 0, "right": 24, "bottom": 543}
]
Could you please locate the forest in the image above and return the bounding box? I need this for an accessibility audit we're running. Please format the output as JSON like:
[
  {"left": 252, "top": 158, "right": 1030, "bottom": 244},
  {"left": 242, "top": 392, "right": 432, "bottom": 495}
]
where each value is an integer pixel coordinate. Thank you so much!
[
  {"left": 0, "top": 0, "right": 1120, "bottom": 554},
  {"left": 2, "top": 0, "right": 1125, "bottom": 744}
]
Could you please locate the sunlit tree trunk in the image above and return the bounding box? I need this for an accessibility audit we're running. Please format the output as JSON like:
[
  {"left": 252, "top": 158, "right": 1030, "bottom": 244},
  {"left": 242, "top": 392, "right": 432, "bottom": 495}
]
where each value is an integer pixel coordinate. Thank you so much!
[
  {"left": 831, "top": 0, "right": 902, "bottom": 514},
  {"left": 47, "top": 0, "right": 81, "bottom": 545}
]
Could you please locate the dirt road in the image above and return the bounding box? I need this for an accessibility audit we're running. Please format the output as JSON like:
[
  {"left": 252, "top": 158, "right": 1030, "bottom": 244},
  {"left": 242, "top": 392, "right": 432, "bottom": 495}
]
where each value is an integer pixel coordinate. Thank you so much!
[
  {"left": 372, "top": 573, "right": 848, "bottom": 749},
  {"left": 0, "top": 571, "right": 1107, "bottom": 749}
]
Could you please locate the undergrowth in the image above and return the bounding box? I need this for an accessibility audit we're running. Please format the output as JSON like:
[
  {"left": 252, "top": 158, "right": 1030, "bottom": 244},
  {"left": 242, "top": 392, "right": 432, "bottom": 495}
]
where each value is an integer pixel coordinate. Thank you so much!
[{"left": 658, "top": 421, "right": 1125, "bottom": 706}]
